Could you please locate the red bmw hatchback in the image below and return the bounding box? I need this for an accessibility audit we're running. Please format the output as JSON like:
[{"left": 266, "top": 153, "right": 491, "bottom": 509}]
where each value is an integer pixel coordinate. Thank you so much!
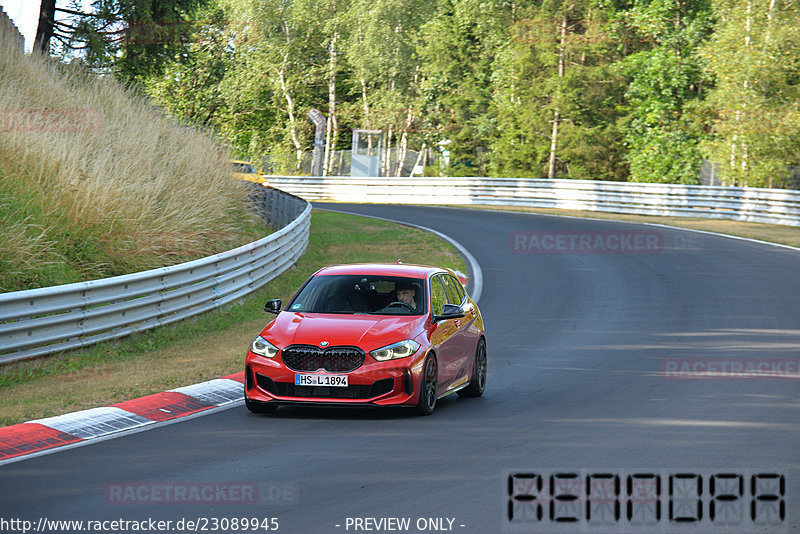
[{"left": 244, "top": 263, "right": 487, "bottom": 415}]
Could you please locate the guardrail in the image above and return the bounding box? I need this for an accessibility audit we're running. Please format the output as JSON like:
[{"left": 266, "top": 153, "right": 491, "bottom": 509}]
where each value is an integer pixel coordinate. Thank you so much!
[
  {"left": 266, "top": 176, "right": 800, "bottom": 227},
  {"left": 0, "top": 185, "right": 310, "bottom": 364}
]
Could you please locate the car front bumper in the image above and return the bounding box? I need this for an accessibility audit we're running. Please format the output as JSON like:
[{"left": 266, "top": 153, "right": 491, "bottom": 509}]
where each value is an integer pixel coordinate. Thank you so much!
[{"left": 245, "top": 352, "right": 426, "bottom": 407}]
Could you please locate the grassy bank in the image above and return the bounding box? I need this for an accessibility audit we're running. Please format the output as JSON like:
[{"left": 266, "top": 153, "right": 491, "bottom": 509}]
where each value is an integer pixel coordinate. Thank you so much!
[
  {"left": 0, "top": 210, "right": 466, "bottom": 426},
  {"left": 0, "top": 35, "right": 261, "bottom": 292}
]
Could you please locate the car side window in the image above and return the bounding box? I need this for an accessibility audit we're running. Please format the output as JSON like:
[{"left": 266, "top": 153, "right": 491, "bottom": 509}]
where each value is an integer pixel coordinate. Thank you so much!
[
  {"left": 430, "top": 276, "right": 448, "bottom": 316},
  {"left": 447, "top": 275, "right": 465, "bottom": 303},
  {"left": 453, "top": 278, "right": 467, "bottom": 302},
  {"left": 441, "top": 275, "right": 463, "bottom": 306}
]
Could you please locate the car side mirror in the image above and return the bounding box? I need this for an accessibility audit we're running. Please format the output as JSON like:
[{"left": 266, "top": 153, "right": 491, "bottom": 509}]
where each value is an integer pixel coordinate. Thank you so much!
[
  {"left": 433, "top": 303, "right": 465, "bottom": 323},
  {"left": 264, "top": 299, "right": 282, "bottom": 314}
]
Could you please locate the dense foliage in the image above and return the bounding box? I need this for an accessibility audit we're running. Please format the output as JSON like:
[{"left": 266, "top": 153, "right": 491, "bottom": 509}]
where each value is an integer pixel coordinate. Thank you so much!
[{"left": 61, "top": 0, "right": 800, "bottom": 186}]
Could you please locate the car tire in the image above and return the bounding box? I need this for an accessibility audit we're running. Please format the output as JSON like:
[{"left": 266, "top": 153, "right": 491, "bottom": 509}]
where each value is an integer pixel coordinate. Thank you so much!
[
  {"left": 415, "top": 354, "right": 438, "bottom": 415},
  {"left": 458, "top": 338, "right": 486, "bottom": 398}
]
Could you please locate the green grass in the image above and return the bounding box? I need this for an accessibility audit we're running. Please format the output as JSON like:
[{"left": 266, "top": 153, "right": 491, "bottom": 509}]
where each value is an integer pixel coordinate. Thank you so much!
[{"left": 0, "top": 210, "right": 465, "bottom": 426}]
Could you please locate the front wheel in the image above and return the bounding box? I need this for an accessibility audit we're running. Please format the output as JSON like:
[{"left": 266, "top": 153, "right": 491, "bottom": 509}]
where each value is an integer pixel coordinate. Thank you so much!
[
  {"left": 458, "top": 338, "right": 486, "bottom": 398},
  {"left": 415, "top": 354, "right": 438, "bottom": 415}
]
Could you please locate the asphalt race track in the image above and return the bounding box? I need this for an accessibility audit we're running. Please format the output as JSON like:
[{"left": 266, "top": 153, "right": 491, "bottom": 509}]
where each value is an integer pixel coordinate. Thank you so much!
[{"left": 1, "top": 204, "right": 799, "bottom": 533}]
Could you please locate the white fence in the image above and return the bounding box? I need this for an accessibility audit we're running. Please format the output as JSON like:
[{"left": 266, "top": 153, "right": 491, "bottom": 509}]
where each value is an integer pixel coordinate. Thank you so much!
[
  {"left": 0, "top": 186, "right": 310, "bottom": 364},
  {"left": 267, "top": 176, "right": 800, "bottom": 227}
]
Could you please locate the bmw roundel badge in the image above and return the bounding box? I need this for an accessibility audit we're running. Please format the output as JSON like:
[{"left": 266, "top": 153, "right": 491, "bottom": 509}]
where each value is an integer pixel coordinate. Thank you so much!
[{"left": 319, "top": 341, "right": 329, "bottom": 347}]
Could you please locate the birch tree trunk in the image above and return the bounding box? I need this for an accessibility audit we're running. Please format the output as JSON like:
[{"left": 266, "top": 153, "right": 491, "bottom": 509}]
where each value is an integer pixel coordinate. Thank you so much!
[
  {"left": 278, "top": 54, "right": 303, "bottom": 170},
  {"left": 765, "top": 0, "right": 776, "bottom": 188},
  {"left": 548, "top": 12, "right": 569, "bottom": 180},
  {"left": 409, "top": 142, "right": 427, "bottom": 177},
  {"left": 395, "top": 106, "right": 415, "bottom": 177},
  {"left": 361, "top": 79, "right": 370, "bottom": 126},
  {"left": 729, "top": 0, "right": 753, "bottom": 185},
  {"left": 360, "top": 78, "right": 373, "bottom": 151},
  {"left": 323, "top": 31, "right": 339, "bottom": 176},
  {"left": 278, "top": 18, "right": 303, "bottom": 171},
  {"left": 382, "top": 127, "right": 393, "bottom": 176}
]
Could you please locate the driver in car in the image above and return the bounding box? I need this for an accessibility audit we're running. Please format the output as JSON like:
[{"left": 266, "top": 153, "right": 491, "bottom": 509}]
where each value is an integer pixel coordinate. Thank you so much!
[{"left": 395, "top": 281, "right": 420, "bottom": 313}]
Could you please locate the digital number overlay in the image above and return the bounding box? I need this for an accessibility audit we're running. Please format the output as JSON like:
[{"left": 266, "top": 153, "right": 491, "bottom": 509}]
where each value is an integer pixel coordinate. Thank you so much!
[{"left": 505, "top": 469, "right": 788, "bottom": 532}]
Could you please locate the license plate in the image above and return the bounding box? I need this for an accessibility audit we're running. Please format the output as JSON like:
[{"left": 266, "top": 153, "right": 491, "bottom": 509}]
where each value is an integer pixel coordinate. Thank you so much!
[{"left": 295, "top": 374, "right": 349, "bottom": 387}]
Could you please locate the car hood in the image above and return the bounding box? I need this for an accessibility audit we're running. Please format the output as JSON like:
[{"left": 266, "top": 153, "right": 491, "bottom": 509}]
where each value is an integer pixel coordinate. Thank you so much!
[{"left": 262, "top": 312, "right": 426, "bottom": 351}]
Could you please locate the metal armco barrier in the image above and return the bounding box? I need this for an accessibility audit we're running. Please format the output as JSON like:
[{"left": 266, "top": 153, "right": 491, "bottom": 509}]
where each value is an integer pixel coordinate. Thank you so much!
[
  {"left": 0, "top": 186, "right": 310, "bottom": 363},
  {"left": 267, "top": 176, "right": 800, "bottom": 227}
]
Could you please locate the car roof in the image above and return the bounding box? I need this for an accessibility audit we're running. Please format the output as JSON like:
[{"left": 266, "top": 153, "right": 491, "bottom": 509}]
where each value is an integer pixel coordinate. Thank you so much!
[{"left": 313, "top": 263, "right": 449, "bottom": 278}]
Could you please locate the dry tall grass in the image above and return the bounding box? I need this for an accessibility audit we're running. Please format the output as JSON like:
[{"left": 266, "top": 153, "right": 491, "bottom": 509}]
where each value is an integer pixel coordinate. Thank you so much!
[{"left": 0, "top": 33, "right": 255, "bottom": 291}]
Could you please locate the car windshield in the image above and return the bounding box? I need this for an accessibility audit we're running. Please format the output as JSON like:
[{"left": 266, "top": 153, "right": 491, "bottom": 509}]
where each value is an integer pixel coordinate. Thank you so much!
[{"left": 287, "top": 275, "right": 427, "bottom": 315}]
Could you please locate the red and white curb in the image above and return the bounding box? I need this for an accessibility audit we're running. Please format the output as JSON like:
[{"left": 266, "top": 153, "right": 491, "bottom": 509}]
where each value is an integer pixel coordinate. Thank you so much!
[{"left": 0, "top": 372, "right": 245, "bottom": 464}]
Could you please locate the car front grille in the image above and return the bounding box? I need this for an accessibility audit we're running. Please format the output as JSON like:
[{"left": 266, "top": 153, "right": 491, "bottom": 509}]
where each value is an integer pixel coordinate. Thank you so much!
[
  {"left": 281, "top": 345, "right": 365, "bottom": 372},
  {"left": 256, "top": 374, "right": 394, "bottom": 400}
]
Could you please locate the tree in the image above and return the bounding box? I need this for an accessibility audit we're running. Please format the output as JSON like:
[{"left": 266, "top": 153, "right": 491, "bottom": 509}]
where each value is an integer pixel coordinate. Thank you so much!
[
  {"left": 701, "top": 0, "right": 800, "bottom": 187},
  {"left": 490, "top": 0, "right": 629, "bottom": 180},
  {"left": 342, "top": 0, "right": 435, "bottom": 176},
  {"left": 33, "top": 0, "right": 57, "bottom": 53},
  {"left": 220, "top": 0, "right": 324, "bottom": 170},
  {"left": 40, "top": 0, "right": 207, "bottom": 82},
  {"left": 418, "top": 0, "right": 511, "bottom": 176},
  {"left": 142, "top": 2, "right": 231, "bottom": 128},
  {"left": 619, "top": 0, "right": 713, "bottom": 184}
]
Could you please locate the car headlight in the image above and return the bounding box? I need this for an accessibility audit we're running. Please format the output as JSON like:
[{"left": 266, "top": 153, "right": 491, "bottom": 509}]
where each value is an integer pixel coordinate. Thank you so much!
[
  {"left": 370, "top": 340, "right": 420, "bottom": 361},
  {"left": 251, "top": 336, "right": 279, "bottom": 358}
]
